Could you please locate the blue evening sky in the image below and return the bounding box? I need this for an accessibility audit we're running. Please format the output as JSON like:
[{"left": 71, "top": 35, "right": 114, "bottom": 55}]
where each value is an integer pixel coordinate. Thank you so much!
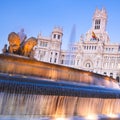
[{"left": 0, "top": 0, "right": 120, "bottom": 52}]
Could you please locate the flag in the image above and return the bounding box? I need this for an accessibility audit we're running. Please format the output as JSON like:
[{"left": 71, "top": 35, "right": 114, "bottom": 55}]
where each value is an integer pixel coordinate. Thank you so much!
[{"left": 92, "top": 31, "right": 97, "bottom": 39}]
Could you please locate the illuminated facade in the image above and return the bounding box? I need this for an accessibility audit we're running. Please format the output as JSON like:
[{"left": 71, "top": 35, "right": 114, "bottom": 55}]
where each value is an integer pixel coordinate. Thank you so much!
[{"left": 33, "top": 8, "right": 120, "bottom": 80}]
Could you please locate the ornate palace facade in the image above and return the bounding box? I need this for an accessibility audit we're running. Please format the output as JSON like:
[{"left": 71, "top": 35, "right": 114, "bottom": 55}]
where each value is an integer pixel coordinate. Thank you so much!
[{"left": 33, "top": 8, "right": 120, "bottom": 81}]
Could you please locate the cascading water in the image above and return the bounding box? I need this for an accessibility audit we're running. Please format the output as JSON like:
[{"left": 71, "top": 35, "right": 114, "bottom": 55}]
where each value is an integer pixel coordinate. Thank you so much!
[
  {"left": 0, "top": 74, "right": 120, "bottom": 120},
  {"left": 1, "top": 93, "right": 120, "bottom": 120}
]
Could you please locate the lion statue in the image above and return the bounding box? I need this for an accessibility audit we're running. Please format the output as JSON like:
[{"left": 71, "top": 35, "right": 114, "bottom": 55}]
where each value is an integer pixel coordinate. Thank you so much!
[
  {"left": 7, "top": 32, "right": 37, "bottom": 58},
  {"left": 21, "top": 37, "right": 37, "bottom": 57},
  {"left": 8, "top": 32, "right": 21, "bottom": 54}
]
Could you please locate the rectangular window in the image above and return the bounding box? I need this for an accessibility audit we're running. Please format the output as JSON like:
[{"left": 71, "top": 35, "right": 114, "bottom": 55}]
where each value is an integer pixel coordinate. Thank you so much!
[
  {"left": 40, "top": 41, "right": 48, "bottom": 47},
  {"left": 54, "top": 58, "right": 57, "bottom": 63},
  {"left": 92, "top": 46, "right": 94, "bottom": 50},
  {"left": 53, "top": 34, "right": 56, "bottom": 38},
  {"left": 55, "top": 53, "right": 58, "bottom": 56},
  {"left": 43, "top": 51, "right": 46, "bottom": 55},
  {"left": 95, "top": 19, "right": 101, "bottom": 30},
  {"left": 61, "top": 60, "right": 64, "bottom": 64},
  {"left": 40, "top": 41, "right": 43, "bottom": 46},
  {"left": 43, "top": 42, "right": 47, "bottom": 47},
  {"left": 118, "top": 46, "right": 120, "bottom": 51},
  {"left": 50, "top": 58, "right": 52, "bottom": 62},
  {"left": 58, "top": 35, "right": 60, "bottom": 39}
]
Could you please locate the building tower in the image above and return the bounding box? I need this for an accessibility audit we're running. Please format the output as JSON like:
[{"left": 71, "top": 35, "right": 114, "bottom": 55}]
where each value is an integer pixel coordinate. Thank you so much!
[
  {"left": 52, "top": 27, "right": 63, "bottom": 41},
  {"left": 49, "top": 27, "right": 63, "bottom": 64},
  {"left": 92, "top": 8, "right": 107, "bottom": 32},
  {"left": 86, "top": 8, "right": 109, "bottom": 43}
]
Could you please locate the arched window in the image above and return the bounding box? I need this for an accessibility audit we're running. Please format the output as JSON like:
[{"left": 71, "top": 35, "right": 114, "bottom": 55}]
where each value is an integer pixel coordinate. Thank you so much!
[
  {"left": 84, "top": 60, "right": 93, "bottom": 70},
  {"left": 86, "top": 63, "right": 91, "bottom": 68}
]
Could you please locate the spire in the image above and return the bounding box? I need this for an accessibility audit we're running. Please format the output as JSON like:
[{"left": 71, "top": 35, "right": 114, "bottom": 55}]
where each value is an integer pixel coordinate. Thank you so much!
[
  {"left": 102, "top": 7, "right": 106, "bottom": 13},
  {"left": 93, "top": 7, "right": 107, "bottom": 19},
  {"left": 93, "top": 7, "right": 100, "bottom": 18},
  {"left": 101, "top": 7, "right": 107, "bottom": 19}
]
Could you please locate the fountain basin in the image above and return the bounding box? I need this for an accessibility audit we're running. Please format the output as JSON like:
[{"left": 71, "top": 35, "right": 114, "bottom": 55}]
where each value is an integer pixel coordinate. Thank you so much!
[{"left": 0, "top": 53, "right": 119, "bottom": 88}]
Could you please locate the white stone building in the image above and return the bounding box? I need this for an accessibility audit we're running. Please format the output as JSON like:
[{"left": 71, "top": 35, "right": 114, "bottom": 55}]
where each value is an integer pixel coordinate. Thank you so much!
[
  {"left": 33, "top": 8, "right": 120, "bottom": 81},
  {"left": 33, "top": 27, "right": 63, "bottom": 64}
]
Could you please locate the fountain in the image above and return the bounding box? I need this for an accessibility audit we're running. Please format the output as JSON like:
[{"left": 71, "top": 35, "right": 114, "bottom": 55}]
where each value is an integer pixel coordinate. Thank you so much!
[
  {"left": 0, "top": 32, "right": 120, "bottom": 120},
  {"left": 0, "top": 54, "right": 120, "bottom": 120}
]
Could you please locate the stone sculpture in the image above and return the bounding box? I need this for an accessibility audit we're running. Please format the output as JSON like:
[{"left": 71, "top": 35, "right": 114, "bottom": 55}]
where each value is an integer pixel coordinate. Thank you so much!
[
  {"left": 8, "top": 32, "right": 21, "bottom": 54},
  {"left": 3, "top": 31, "right": 37, "bottom": 57}
]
